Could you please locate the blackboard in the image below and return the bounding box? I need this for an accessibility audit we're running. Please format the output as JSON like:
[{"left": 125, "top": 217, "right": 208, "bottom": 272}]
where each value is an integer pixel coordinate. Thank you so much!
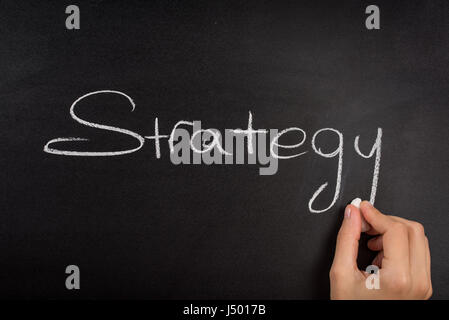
[{"left": 1, "top": 0, "right": 448, "bottom": 299}]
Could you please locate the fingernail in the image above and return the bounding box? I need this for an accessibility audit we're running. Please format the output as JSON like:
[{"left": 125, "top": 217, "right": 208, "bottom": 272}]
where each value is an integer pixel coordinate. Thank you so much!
[
  {"left": 351, "top": 197, "right": 361, "bottom": 208},
  {"left": 345, "top": 206, "right": 351, "bottom": 219}
]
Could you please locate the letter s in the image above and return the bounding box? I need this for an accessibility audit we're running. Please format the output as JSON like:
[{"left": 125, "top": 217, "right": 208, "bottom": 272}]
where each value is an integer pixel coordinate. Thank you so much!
[{"left": 43, "top": 90, "right": 145, "bottom": 156}]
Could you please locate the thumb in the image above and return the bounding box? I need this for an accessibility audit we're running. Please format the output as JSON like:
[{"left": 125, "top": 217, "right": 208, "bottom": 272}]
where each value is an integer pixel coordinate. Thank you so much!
[{"left": 331, "top": 204, "right": 362, "bottom": 272}]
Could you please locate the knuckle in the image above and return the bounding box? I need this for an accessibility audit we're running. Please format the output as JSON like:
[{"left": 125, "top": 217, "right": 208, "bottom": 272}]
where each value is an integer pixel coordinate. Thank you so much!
[
  {"left": 390, "top": 272, "right": 412, "bottom": 293},
  {"left": 410, "top": 222, "right": 425, "bottom": 236},
  {"left": 329, "top": 266, "right": 345, "bottom": 282},
  {"left": 414, "top": 281, "right": 430, "bottom": 297},
  {"left": 391, "top": 221, "right": 408, "bottom": 235},
  {"left": 336, "top": 228, "right": 351, "bottom": 240}
]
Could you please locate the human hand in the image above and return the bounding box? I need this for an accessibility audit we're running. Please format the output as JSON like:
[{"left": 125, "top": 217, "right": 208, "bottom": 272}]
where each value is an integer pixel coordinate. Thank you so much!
[{"left": 329, "top": 201, "right": 432, "bottom": 299}]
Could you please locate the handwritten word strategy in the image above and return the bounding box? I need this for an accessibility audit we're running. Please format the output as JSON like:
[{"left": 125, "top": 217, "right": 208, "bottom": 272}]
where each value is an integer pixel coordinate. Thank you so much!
[{"left": 44, "top": 90, "right": 382, "bottom": 213}]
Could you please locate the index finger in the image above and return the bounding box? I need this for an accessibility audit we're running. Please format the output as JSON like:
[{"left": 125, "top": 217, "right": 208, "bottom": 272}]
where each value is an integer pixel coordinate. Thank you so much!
[
  {"left": 360, "top": 201, "right": 410, "bottom": 272},
  {"left": 360, "top": 201, "right": 391, "bottom": 234}
]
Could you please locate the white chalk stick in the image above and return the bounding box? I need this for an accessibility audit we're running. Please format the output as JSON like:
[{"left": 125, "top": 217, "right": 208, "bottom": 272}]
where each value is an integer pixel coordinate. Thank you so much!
[
  {"left": 351, "top": 198, "right": 370, "bottom": 232},
  {"left": 351, "top": 197, "right": 362, "bottom": 208}
]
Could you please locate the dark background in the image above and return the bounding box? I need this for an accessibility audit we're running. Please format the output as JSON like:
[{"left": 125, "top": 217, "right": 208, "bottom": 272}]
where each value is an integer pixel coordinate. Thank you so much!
[{"left": 0, "top": 0, "right": 448, "bottom": 299}]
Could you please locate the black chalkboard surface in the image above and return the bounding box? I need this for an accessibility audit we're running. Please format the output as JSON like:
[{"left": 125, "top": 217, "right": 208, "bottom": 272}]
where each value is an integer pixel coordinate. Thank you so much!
[{"left": 1, "top": 0, "right": 448, "bottom": 299}]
